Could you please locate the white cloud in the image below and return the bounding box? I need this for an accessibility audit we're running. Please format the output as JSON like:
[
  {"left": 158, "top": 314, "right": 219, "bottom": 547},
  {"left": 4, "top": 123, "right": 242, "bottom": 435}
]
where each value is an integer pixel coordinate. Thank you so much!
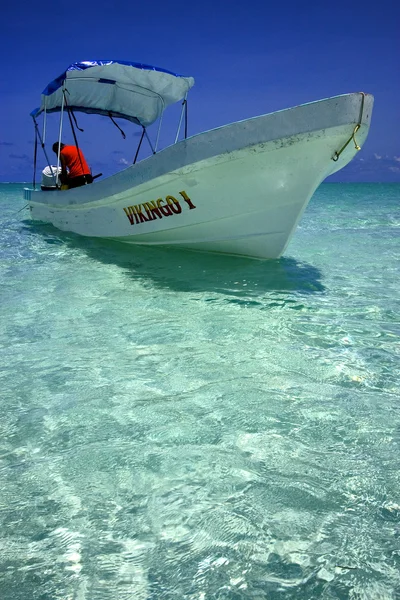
[
  {"left": 389, "top": 166, "right": 400, "bottom": 173},
  {"left": 374, "top": 153, "right": 382, "bottom": 160},
  {"left": 393, "top": 156, "right": 400, "bottom": 162},
  {"left": 118, "top": 158, "right": 129, "bottom": 165}
]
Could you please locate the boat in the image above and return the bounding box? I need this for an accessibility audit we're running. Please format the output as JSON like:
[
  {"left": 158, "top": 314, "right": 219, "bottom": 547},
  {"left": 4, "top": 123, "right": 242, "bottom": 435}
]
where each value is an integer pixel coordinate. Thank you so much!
[{"left": 23, "top": 60, "right": 374, "bottom": 259}]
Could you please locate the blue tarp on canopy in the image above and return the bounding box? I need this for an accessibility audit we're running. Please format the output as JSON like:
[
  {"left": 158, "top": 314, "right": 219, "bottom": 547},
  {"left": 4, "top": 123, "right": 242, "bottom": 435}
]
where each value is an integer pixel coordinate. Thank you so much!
[{"left": 41, "top": 60, "right": 184, "bottom": 95}]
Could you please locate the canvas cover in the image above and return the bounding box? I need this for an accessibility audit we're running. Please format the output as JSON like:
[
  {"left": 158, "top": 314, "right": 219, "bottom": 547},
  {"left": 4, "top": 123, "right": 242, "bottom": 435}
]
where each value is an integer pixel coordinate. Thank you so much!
[{"left": 31, "top": 60, "right": 195, "bottom": 127}]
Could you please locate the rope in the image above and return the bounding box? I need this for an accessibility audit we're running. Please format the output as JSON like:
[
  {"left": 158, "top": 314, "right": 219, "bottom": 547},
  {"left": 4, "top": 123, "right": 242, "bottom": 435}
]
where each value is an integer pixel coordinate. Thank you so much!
[
  {"left": 71, "top": 110, "right": 84, "bottom": 132},
  {"left": 108, "top": 113, "right": 126, "bottom": 139},
  {"left": 332, "top": 93, "right": 365, "bottom": 162}
]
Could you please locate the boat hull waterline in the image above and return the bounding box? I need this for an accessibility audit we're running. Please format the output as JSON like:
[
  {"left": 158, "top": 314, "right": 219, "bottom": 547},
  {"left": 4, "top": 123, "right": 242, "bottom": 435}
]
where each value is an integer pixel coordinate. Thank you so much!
[{"left": 25, "top": 93, "right": 373, "bottom": 259}]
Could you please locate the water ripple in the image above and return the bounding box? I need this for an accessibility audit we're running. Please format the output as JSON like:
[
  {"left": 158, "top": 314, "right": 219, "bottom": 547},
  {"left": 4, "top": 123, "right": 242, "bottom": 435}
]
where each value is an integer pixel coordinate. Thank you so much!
[{"left": 1, "top": 184, "right": 400, "bottom": 598}]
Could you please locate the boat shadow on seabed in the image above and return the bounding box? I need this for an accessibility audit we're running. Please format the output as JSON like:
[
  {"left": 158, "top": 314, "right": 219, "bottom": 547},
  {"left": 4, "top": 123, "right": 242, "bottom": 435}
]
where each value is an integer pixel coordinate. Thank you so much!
[{"left": 23, "top": 221, "right": 326, "bottom": 301}]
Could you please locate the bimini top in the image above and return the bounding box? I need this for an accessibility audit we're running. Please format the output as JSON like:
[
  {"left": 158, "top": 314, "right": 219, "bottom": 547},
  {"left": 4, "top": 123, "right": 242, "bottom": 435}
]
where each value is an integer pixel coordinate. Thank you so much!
[{"left": 31, "top": 60, "right": 195, "bottom": 127}]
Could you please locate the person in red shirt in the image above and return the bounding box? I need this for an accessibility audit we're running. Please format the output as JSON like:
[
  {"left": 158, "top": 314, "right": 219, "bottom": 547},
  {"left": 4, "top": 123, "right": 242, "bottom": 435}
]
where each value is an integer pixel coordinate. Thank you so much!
[{"left": 52, "top": 142, "right": 93, "bottom": 189}]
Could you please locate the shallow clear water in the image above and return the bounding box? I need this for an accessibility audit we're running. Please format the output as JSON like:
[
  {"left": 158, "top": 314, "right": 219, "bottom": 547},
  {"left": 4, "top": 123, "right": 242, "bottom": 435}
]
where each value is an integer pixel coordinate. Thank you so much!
[{"left": 0, "top": 183, "right": 399, "bottom": 599}]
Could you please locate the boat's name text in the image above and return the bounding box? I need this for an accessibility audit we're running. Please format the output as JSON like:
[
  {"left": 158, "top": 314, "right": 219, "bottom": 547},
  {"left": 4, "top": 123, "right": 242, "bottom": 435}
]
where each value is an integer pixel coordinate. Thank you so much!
[{"left": 123, "top": 191, "right": 196, "bottom": 225}]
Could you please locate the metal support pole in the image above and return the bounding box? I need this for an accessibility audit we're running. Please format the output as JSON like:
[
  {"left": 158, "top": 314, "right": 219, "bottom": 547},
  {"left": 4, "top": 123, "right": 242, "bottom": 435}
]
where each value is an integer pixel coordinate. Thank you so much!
[
  {"left": 56, "top": 87, "right": 65, "bottom": 185},
  {"left": 154, "top": 111, "right": 163, "bottom": 153},
  {"left": 33, "top": 118, "right": 55, "bottom": 179},
  {"left": 174, "top": 93, "right": 187, "bottom": 144},
  {"left": 42, "top": 99, "right": 47, "bottom": 144},
  {"left": 144, "top": 128, "right": 156, "bottom": 155}
]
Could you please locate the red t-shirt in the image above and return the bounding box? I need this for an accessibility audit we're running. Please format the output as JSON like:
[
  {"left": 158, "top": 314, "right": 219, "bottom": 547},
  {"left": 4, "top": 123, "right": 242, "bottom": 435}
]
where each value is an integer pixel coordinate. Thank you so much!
[{"left": 61, "top": 145, "right": 90, "bottom": 178}]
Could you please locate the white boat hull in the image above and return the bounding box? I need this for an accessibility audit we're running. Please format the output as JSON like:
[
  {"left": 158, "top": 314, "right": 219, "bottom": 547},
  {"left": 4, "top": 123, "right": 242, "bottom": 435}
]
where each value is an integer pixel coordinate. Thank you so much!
[{"left": 25, "top": 93, "right": 373, "bottom": 259}]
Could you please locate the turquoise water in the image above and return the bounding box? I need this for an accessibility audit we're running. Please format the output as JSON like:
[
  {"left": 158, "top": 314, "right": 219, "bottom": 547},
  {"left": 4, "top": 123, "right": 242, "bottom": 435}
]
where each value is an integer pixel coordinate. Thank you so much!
[{"left": 1, "top": 183, "right": 399, "bottom": 599}]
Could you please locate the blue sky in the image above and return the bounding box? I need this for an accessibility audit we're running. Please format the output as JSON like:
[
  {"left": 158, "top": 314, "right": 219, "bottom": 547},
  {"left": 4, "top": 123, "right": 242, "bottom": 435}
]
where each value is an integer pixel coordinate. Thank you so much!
[{"left": 0, "top": 0, "right": 398, "bottom": 182}]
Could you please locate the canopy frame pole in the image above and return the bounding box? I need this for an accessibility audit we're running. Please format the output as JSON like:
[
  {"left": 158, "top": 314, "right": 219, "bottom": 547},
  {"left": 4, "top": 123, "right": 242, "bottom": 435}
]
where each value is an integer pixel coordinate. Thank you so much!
[
  {"left": 174, "top": 93, "right": 188, "bottom": 144},
  {"left": 184, "top": 97, "right": 188, "bottom": 139},
  {"left": 32, "top": 117, "right": 56, "bottom": 182},
  {"left": 64, "top": 90, "right": 86, "bottom": 177},
  {"left": 56, "top": 85, "right": 66, "bottom": 186},
  {"left": 42, "top": 99, "right": 47, "bottom": 144},
  {"left": 154, "top": 111, "right": 163, "bottom": 153},
  {"left": 133, "top": 127, "right": 146, "bottom": 164},
  {"left": 33, "top": 127, "right": 38, "bottom": 190}
]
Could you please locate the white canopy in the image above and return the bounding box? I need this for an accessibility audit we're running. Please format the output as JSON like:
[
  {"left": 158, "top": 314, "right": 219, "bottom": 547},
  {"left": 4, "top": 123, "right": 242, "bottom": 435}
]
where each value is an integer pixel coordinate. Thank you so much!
[{"left": 31, "top": 60, "right": 195, "bottom": 127}]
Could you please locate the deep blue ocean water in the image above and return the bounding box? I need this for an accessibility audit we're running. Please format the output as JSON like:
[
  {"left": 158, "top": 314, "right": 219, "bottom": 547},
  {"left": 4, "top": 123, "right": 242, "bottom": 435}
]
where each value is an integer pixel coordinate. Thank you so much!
[{"left": 0, "top": 182, "right": 399, "bottom": 600}]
